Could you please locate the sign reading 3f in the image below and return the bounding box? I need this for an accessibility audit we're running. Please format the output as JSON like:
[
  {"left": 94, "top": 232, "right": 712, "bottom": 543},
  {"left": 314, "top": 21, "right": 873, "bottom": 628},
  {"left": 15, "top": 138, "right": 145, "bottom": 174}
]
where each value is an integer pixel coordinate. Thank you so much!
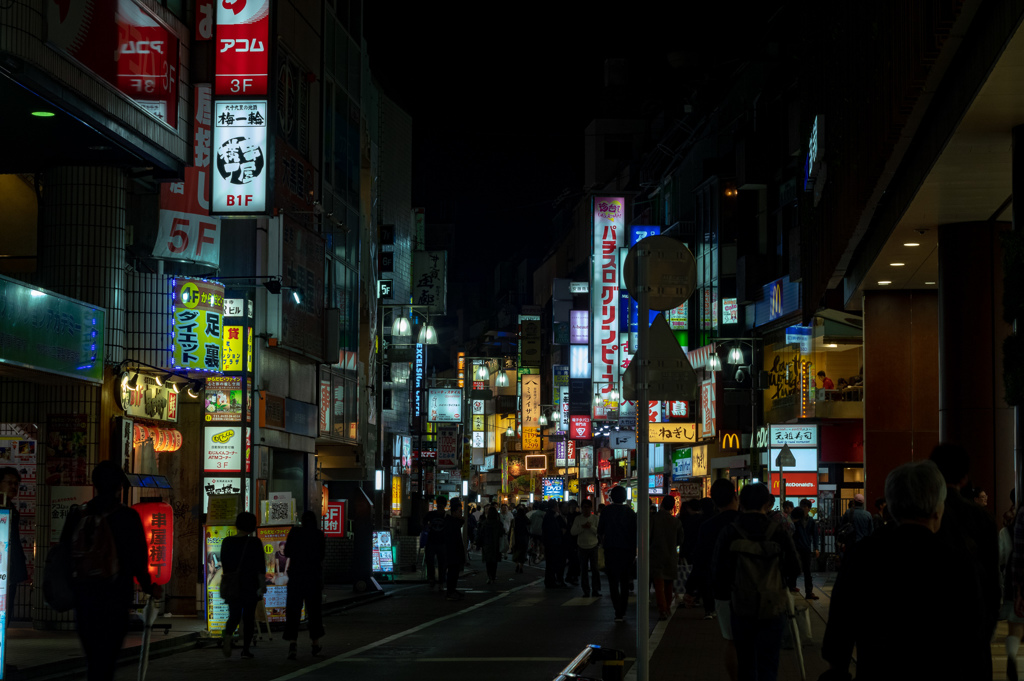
[{"left": 215, "top": 0, "right": 270, "bottom": 95}]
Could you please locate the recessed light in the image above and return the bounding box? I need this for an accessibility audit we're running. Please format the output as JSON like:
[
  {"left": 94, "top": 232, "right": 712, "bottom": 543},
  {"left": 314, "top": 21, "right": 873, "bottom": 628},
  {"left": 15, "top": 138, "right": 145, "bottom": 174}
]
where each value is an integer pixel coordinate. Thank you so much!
[
  {"left": 878, "top": 281, "right": 892, "bottom": 285},
  {"left": 889, "top": 262, "right": 905, "bottom": 267},
  {"left": 925, "top": 281, "right": 936, "bottom": 285},
  {"left": 903, "top": 242, "right": 920, "bottom": 247},
  {"left": 31, "top": 111, "right": 55, "bottom": 117},
  {"left": 825, "top": 343, "right": 838, "bottom": 348}
]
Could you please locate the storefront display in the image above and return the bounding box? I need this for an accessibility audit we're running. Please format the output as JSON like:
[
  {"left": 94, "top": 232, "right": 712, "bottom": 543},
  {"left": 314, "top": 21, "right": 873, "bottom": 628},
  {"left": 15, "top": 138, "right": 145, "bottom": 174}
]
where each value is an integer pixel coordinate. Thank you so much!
[{"left": 257, "top": 525, "right": 290, "bottom": 622}]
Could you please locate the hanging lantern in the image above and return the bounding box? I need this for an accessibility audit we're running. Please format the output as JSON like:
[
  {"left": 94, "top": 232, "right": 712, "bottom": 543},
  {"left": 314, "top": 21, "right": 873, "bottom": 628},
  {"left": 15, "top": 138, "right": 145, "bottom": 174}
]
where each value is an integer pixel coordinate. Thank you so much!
[{"left": 133, "top": 501, "right": 174, "bottom": 586}]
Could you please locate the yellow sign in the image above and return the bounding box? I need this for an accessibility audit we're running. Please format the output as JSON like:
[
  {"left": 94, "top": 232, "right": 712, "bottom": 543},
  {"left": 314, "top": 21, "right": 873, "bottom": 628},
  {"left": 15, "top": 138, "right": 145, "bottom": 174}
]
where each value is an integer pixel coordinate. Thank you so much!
[
  {"left": 472, "top": 414, "right": 485, "bottom": 432},
  {"left": 523, "top": 426, "right": 540, "bottom": 451},
  {"left": 211, "top": 429, "right": 235, "bottom": 444},
  {"left": 221, "top": 326, "right": 253, "bottom": 372},
  {"left": 391, "top": 475, "right": 402, "bottom": 516},
  {"left": 648, "top": 423, "right": 698, "bottom": 444}
]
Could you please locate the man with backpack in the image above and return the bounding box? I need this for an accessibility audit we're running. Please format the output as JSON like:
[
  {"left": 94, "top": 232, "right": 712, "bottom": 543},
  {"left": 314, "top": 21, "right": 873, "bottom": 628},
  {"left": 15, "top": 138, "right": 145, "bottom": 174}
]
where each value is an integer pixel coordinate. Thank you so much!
[
  {"left": 424, "top": 498, "right": 448, "bottom": 591},
  {"left": 61, "top": 460, "right": 158, "bottom": 681},
  {"left": 713, "top": 482, "right": 799, "bottom": 681}
]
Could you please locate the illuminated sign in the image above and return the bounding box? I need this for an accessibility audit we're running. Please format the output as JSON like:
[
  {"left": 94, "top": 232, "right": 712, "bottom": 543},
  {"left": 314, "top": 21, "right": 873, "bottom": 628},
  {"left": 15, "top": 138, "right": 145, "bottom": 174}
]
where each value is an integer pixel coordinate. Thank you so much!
[
  {"left": 117, "top": 1, "right": 179, "bottom": 125},
  {"left": 472, "top": 432, "right": 484, "bottom": 448},
  {"left": 204, "top": 426, "right": 241, "bottom": 472},
  {"left": 414, "top": 344, "right": 424, "bottom": 418},
  {"left": 770, "top": 472, "right": 819, "bottom": 497},
  {"left": 215, "top": 0, "right": 270, "bottom": 96},
  {"left": 591, "top": 196, "right": 625, "bottom": 419},
  {"left": 120, "top": 371, "right": 179, "bottom": 422},
  {"left": 700, "top": 379, "right": 716, "bottom": 438},
  {"left": 211, "top": 100, "right": 268, "bottom": 213},
  {"left": 767, "top": 279, "right": 784, "bottom": 322},
  {"left": 525, "top": 454, "right": 546, "bottom": 471},
  {"left": 669, "top": 400, "right": 690, "bottom": 418},
  {"left": 541, "top": 477, "right": 565, "bottom": 498},
  {"left": 135, "top": 501, "right": 173, "bottom": 585},
  {"left": 324, "top": 501, "right": 345, "bottom": 537},
  {"left": 372, "top": 531, "right": 394, "bottom": 573},
  {"left": 720, "top": 431, "right": 741, "bottom": 451},
  {"left": 569, "top": 415, "right": 591, "bottom": 440},
  {"left": 522, "top": 374, "right": 540, "bottom": 427},
  {"left": 570, "top": 310, "right": 589, "bottom": 344},
  {"left": 427, "top": 388, "right": 462, "bottom": 423},
  {"left": 723, "top": 298, "right": 739, "bottom": 325},
  {"left": 667, "top": 301, "right": 689, "bottom": 331},
  {"left": 570, "top": 281, "right": 589, "bottom": 294},
  {"left": 569, "top": 345, "right": 590, "bottom": 379},
  {"left": 172, "top": 278, "right": 224, "bottom": 371},
  {"left": 769, "top": 424, "right": 817, "bottom": 447},
  {"left": 649, "top": 423, "right": 698, "bottom": 444},
  {"left": 769, "top": 447, "right": 818, "bottom": 472}
]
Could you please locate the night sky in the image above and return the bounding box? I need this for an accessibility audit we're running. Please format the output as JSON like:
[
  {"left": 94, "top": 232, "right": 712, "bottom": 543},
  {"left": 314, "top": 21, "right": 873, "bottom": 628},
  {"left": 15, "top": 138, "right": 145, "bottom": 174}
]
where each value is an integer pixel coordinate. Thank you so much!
[{"left": 363, "top": 4, "right": 788, "bottom": 286}]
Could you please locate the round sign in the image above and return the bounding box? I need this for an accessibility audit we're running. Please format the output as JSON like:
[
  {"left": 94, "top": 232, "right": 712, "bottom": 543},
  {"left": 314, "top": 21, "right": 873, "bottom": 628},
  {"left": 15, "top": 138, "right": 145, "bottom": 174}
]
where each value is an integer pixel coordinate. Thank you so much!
[{"left": 622, "top": 235, "right": 697, "bottom": 311}]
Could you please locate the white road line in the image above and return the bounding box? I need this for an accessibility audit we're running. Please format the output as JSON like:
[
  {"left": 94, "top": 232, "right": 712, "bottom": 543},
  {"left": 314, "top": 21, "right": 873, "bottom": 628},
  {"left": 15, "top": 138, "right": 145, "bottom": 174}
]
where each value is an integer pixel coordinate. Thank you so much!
[{"left": 270, "top": 578, "right": 545, "bottom": 681}]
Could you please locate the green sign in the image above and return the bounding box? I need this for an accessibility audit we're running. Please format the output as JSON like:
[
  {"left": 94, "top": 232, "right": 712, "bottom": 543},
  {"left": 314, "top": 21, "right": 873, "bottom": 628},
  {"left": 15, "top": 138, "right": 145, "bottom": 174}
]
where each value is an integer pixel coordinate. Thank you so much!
[{"left": 0, "top": 275, "right": 105, "bottom": 383}]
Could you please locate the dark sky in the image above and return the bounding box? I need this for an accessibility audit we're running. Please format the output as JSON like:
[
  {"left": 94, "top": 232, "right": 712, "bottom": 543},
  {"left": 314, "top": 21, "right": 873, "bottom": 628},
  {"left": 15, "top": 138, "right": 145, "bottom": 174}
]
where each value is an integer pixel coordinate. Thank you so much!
[{"left": 362, "top": 4, "right": 788, "bottom": 285}]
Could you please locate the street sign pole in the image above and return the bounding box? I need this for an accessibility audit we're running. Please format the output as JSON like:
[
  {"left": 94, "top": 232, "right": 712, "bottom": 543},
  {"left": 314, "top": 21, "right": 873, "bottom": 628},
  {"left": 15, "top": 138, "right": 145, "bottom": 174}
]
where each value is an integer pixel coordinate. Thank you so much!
[{"left": 636, "top": 245, "right": 651, "bottom": 681}]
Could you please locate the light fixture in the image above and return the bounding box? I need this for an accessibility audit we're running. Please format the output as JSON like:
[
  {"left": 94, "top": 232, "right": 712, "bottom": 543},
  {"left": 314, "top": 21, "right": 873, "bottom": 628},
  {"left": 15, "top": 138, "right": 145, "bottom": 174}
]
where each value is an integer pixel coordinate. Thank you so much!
[
  {"left": 476, "top": 363, "right": 490, "bottom": 381},
  {"left": 126, "top": 373, "right": 140, "bottom": 391},
  {"left": 889, "top": 262, "right": 905, "bottom": 267},
  {"left": 825, "top": 343, "right": 838, "bottom": 348},
  {"left": 187, "top": 382, "right": 200, "bottom": 399},
  {"left": 925, "top": 281, "right": 936, "bottom": 285},
  {"left": 374, "top": 469, "right": 384, "bottom": 491},
  {"left": 903, "top": 242, "right": 920, "bottom": 247},
  {"left": 551, "top": 411, "right": 561, "bottom": 424},
  {"left": 262, "top": 279, "right": 283, "bottom": 295},
  {"left": 495, "top": 369, "right": 509, "bottom": 387},
  {"left": 291, "top": 289, "right": 301, "bottom": 304},
  {"left": 505, "top": 426, "right": 514, "bottom": 438},
  {"left": 391, "top": 314, "right": 411, "bottom": 337},
  {"left": 462, "top": 480, "right": 469, "bottom": 497},
  {"left": 706, "top": 354, "right": 722, "bottom": 372},
  {"left": 154, "top": 374, "right": 164, "bottom": 387},
  {"left": 878, "top": 281, "right": 892, "bottom": 286},
  {"left": 538, "top": 413, "right": 548, "bottom": 427},
  {"left": 727, "top": 346, "right": 744, "bottom": 364},
  {"left": 169, "top": 381, "right": 180, "bottom": 394},
  {"left": 417, "top": 323, "right": 437, "bottom": 345},
  {"left": 31, "top": 111, "right": 55, "bottom": 117}
]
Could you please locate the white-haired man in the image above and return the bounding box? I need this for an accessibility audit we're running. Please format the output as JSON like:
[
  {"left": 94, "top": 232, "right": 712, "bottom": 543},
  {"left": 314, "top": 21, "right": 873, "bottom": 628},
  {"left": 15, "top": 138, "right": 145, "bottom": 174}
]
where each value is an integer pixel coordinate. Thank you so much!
[{"left": 821, "top": 460, "right": 982, "bottom": 680}]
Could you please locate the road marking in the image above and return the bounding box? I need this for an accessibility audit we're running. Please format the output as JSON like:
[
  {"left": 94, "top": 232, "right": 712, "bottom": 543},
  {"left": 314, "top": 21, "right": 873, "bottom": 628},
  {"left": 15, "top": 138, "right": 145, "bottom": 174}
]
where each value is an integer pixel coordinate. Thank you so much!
[
  {"left": 270, "top": 578, "right": 544, "bottom": 681},
  {"left": 623, "top": 602, "right": 675, "bottom": 681}
]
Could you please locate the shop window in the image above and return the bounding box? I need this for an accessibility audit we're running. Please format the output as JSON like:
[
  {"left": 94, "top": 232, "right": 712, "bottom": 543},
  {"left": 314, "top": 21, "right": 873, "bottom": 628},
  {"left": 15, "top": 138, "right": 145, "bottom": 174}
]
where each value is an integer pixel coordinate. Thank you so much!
[
  {"left": 843, "top": 467, "right": 864, "bottom": 483},
  {"left": 270, "top": 450, "right": 306, "bottom": 509}
]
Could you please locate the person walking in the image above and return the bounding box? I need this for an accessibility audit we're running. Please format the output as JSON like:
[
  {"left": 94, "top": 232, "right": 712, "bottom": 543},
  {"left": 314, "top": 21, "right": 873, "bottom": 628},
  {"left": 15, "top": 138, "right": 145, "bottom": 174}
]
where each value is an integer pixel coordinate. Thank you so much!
[
  {"left": 650, "top": 495, "right": 683, "bottom": 620},
  {"left": 571, "top": 499, "right": 601, "bottom": 597},
  {"left": 61, "top": 460, "right": 158, "bottom": 681},
  {"left": 713, "top": 482, "right": 799, "bottom": 681},
  {"left": 479, "top": 506, "right": 503, "bottom": 584},
  {"left": 444, "top": 499, "right": 466, "bottom": 600},
  {"left": 424, "top": 499, "right": 448, "bottom": 590},
  {"left": 822, "top": 461, "right": 980, "bottom": 680},
  {"left": 790, "top": 506, "right": 819, "bottom": 600},
  {"left": 528, "top": 501, "right": 546, "bottom": 564},
  {"left": 220, "top": 511, "right": 266, "bottom": 659},
  {"left": 499, "top": 503, "right": 514, "bottom": 560},
  {"left": 838, "top": 494, "right": 874, "bottom": 549},
  {"left": 563, "top": 500, "right": 581, "bottom": 585},
  {"left": 1000, "top": 489, "right": 1022, "bottom": 681},
  {"left": 0, "top": 467, "right": 28, "bottom": 612},
  {"left": 512, "top": 503, "right": 530, "bottom": 573},
  {"left": 284, "top": 510, "right": 326, "bottom": 660},
  {"left": 598, "top": 486, "right": 637, "bottom": 622},
  {"left": 542, "top": 501, "right": 568, "bottom": 588}
]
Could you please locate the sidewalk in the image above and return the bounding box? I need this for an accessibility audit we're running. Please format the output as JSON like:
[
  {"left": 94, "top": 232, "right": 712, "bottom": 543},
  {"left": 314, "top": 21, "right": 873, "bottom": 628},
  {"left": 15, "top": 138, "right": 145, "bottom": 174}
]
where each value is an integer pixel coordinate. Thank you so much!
[{"left": 4, "top": 585, "right": 388, "bottom": 681}]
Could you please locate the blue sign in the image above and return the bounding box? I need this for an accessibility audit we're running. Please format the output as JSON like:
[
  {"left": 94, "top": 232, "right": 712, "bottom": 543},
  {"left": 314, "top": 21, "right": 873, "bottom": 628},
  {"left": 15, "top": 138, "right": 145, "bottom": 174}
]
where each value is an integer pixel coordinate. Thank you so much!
[
  {"left": 626, "top": 227, "right": 664, "bottom": 333},
  {"left": 541, "top": 476, "right": 565, "bottom": 499},
  {"left": 629, "top": 225, "right": 661, "bottom": 247}
]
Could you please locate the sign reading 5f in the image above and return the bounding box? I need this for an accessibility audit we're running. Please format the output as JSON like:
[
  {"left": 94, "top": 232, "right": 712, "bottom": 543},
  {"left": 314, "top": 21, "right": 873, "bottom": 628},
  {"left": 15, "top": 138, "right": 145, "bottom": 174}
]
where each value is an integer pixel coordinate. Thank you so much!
[{"left": 215, "top": 0, "right": 270, "bottom": 95}]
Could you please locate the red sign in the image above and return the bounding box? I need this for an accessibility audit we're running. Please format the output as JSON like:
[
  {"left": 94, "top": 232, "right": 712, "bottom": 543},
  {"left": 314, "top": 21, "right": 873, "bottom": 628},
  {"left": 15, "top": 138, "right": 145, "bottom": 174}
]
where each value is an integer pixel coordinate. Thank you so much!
[
  {"left": 215, "top": 0, "right": 270, "bottom": 96},
  {"left": 567, "top": 440, "right": 577, "bottom": 466},
  {"left": 769, "top": 472, "right": 819, "bottom": 497},
  {"left": 569, "top": 415, "right": 591, "bottom": 440},
  {"left": 648, "top": 401, "right": 661, "bottom": 423},
  {"left": 669, "top": 400, "right": 690, "bottom": 418},
  {"left": 196, "top": 0, "right": 214, "bottom": 40},
  {"left": 135, "top": 501, "right": 174, "bottom": 586},
  {"left": 117, "top": 4, "right": 179, "bottom": 125},
  {"left": 323, "top": 502, "right": 345, "bottom": 538}
]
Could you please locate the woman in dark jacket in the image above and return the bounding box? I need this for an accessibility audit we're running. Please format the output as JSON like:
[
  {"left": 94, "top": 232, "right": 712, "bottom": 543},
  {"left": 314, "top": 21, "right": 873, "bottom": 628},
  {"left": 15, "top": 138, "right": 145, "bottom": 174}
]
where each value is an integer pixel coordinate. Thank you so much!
[
  {"left": 284, "top": 510, "right": 327, "bottom": 659},
  {"left": 220, "top": 512, "right": 266, "bottom": 659},
  {"left": 479, "top": 506, "right": 503, "bottom": 584},
  {"left": 512, "top": 504, "right": 530, "bottom": 573}
]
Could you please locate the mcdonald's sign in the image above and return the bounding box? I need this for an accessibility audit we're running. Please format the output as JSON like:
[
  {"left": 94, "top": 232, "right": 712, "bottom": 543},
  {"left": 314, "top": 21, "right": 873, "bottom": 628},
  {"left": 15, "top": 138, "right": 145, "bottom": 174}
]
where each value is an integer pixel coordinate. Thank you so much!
[
  {"left": 720, "top": 431, "right": 741, "bottom": 451},
  {"left": 768, "top": 279, "right": 784, "bottom": 321}
]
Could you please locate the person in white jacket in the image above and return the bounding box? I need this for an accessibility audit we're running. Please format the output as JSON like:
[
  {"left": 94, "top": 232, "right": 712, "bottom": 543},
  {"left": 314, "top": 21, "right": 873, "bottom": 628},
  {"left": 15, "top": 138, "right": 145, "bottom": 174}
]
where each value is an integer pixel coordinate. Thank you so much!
[{"left": 571, "top": 499, "right": 601, "bottom": 597}]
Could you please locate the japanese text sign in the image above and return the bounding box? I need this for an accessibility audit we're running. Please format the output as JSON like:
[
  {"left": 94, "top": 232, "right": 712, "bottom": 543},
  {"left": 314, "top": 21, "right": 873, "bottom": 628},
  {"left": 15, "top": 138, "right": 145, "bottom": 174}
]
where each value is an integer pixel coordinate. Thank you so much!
[
  {"left": 323, "top": 502, "right": 345, "bottom": 538},
  {"left": 215, "top": 0, "right": 269, "bottom": 95},
  {"left": 411, "top": 251, "right": 447, "bottom": 315},
  {"left": 648, "top": 423, "right": 698, "bottom": 444},
  {"left": 591, "top": 197, "right": 625, "bottom": 418},
  {"left": 569, "top": 415, "right": 591, "bottom": 440},
  {"left": 172, "top": 278, "right": 224, "bottom": 371},
  {"left": 211, "top": 100, "right": 268, "bottom": 213},
  {"left": 522, "top": 374, "right": 540, "bottom": 427},
  {"left": 203, "top": 426, "right": 241, "bottom": 473},
  {"left": 427, "top": 388, "right": 462, "bottom": 423},
  {"left": 769, "top": 424, "right": 817, "bottom": 447}
]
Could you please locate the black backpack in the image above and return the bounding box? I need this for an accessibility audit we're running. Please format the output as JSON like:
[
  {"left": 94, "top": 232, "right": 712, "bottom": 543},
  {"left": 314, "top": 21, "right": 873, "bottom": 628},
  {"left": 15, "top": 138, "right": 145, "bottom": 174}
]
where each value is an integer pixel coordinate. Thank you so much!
[{"left": 728, "top": 521, "right": 789, "bottom": 619}]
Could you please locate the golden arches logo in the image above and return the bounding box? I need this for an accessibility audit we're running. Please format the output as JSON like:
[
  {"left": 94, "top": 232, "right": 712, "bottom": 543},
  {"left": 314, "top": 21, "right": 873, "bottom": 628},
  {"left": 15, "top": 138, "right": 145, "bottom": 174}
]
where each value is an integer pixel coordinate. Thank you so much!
[
  {"left": 770, "top": 282, "right": 783, "bottom": 319},
  {"left": 721, "top": 432, "right": 741, "bottom": 450}
]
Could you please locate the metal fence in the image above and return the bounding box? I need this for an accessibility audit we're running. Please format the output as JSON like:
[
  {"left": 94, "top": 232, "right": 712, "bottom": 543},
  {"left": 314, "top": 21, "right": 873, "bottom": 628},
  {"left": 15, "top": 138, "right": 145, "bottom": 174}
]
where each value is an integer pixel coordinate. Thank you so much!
[{"left": 552, "top": 645, "right": 625, "bottom": 681}]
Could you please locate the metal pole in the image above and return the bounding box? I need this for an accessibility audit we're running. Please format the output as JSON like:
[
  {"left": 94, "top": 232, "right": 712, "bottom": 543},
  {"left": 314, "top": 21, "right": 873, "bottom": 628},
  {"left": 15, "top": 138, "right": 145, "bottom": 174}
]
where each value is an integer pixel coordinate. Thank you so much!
[
  {"left": 241, "top": 288, "right": 250, "bottom": 513},
  {"left": 1013, "top": 126, "right": 1024, "bottom": 509},
  {"left": 377, "top": 300, "right": 385, "bottom": 531},
  {"left": 636, "top": 245, "right": 650, "bottom": 681}
]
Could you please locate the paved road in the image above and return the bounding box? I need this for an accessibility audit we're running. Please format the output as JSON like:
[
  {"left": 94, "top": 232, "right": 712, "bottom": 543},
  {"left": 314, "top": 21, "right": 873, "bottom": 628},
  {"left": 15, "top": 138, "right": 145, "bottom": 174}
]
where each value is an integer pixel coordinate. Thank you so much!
[{"left": 115, "top": 562, "right": 655, "bottom": 681}]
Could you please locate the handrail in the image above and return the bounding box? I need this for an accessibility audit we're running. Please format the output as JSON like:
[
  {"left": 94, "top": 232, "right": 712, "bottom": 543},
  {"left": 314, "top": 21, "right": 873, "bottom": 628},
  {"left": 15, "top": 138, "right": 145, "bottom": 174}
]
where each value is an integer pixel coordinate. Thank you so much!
[{"left": 552, "top": 644, "right": 626, "bottom": 681}]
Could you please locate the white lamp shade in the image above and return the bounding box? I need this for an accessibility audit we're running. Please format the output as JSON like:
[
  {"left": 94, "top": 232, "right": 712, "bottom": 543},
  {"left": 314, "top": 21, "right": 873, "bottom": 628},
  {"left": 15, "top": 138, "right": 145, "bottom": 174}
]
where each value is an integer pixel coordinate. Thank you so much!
[
  {"left": 391, "top": 315, "right": 411, "bottom": 337},
  {"left": 538, "top": 413, "right": 548, "bottom": 426},
  {"left": 476, "top": 364, "right": 490, "bottom": 381},
  {"left": 417, "top": 324, "right": 437, "bottom": 345},
  {"left": 495, "top": 370, "right": 509, "bottom": 387},
  {"left": 707, "top": 354, "right": 722, "bottom": 371},
  {"left": 551, "top": 411, "right": 560, "bottom": 423},
  {"left": 727, "top": 346, "right": 744, "bottom": 364}
]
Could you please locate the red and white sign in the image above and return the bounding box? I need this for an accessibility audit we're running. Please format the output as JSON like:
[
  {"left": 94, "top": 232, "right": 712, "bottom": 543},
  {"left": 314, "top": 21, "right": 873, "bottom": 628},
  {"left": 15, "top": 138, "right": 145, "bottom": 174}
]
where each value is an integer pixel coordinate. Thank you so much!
[
  {"left": 116, "top": 1, "right": 179, "bottom": 125},
  {"left": 215, "top": 0, "right": 270, "bottom": 96},
  {"left": 700, "top": 379, "right": 716, "bottom": 438},
  {"left": 196, "top": 0, "right": 214, "bottom": 40},
  {"left": 323, "top": 501, "right": 345, "bottom": 538},
  {"left": 669, "top": 400, "right": 690, "bottom": 418},
  {"left": 648, "top": 401, "right": 661, "bottom": 423},
  {"left": 769, "top": 472, "right": 819, "bottom": 497},
  {"left": 437, "top": 426, "right": 458, "bottom": 469},
  {"left": 472, "top": 399, "right": 485, "bottom": 415},
  {"left": 567, "top": 440, "right": 577, "bottom": 466},
  {"left": 591, "top": 197, "right": 624, "bottom": 419},
  {"left": 569, "top": 415, "right": 591, "bottom": 440}
]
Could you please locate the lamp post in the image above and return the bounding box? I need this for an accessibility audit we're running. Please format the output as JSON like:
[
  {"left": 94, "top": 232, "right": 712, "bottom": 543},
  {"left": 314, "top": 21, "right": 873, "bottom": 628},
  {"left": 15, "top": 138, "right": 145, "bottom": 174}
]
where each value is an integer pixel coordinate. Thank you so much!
[{"left": 705, "top": 336, "right": 765, "bottom": 494}]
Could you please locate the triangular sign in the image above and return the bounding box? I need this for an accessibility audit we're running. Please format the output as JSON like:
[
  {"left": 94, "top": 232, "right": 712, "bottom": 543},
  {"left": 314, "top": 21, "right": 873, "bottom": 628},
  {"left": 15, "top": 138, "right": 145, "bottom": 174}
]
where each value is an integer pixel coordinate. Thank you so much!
[{"left": 622, "top": 313, "right": 698, "bottom": 401}]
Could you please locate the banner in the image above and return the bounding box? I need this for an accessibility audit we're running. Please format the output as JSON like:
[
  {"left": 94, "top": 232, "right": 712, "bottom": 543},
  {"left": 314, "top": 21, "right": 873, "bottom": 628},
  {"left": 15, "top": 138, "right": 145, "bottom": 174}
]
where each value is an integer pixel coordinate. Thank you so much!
[
  {"left": 591, "top": 197, "right": 625, "bottom": 419},
  {"left": 257, "top": 525, "right": 291, "bottom": 621},
  {"left": 411, "top": 251, "right": 447, "bottom": 315},
  {"left": 204, "top": 525, "right": 233, "bottom": 634},
  {"left": 172, "top": 278, "right": 224, "bottom": 372},
  {"left": 427, "top": 389, "right": 462, "bottom": 423},
  {"left": 212, "top": 100, "right": 269, "bottom": 214}
]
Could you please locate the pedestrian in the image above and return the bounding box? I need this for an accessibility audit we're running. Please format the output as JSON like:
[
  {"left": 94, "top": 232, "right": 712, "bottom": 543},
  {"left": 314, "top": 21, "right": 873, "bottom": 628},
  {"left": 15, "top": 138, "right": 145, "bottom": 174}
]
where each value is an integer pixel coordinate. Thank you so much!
[
  {"left": 790, "top": 506, "right": 818, "bottom": 600},
  {"left": 837, "top": 493, "right": 873, "bottom": 550},
  {"left": 444, "top": 498, "right": 466, "bottom": 600},
  {"left": 0, "top": 467, "right": 28, "bottom": 611},
  {"left": 478, "top": 505, "right": 503, "bottom": 584},
  {"left": 529, "top": 501, "right": 546, "bottom": 563},
  {"left": 499, "top": 503, "right": 513, "bottom": 559},
  {"left": 712, "top": 482, "right": 799, "bottom": 681},
  {"left": 564, "top": 500, "right": 581, "bottom": 586},
  {"left": 542, "top": 501, "right": 568, "bottom": 588},
  {"left": 466, "top": 503, "right": 479, "bottom": 553},
  {"left": 512, "top": 503, "right": 530, "bottom": 573},
  {"left": 650, "top": 495, "right": 683, "bottom": 620},
  {"left": 61, "top": 460, "right": 158, "bottom": 681},
  {"left": 1000, "top": 489, "right": 1022, "bottom": 681},
  {"left": 930, "top": 443, "right": 999, "bottom": 678},
  {"left": 571, "top": 499, "right": 601, "bottom": 597},
  {"left": 871, "top": 497, "right": 889, "bottom": 532},
  {"left": 598, "top": 486, "right": 637, "bottom": 622},
  {"left": 220, "top": 511, "right": 265, "bottom": 659},
  {"left": 822, "top": 461, "right": 980, "bottom": 680},
  {"left": 284, "top": 510, "right": 326, "bottom": 660},
  {"left": 424, "top": 498, "right": 448, "bottom": 590}
]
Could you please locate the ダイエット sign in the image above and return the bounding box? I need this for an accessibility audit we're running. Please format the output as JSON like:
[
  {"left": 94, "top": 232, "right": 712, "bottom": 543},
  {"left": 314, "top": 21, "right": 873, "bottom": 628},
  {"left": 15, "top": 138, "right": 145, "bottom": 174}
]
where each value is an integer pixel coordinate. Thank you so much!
[{"left": 215, "top": 0, "right": 269, "bottom": 96}]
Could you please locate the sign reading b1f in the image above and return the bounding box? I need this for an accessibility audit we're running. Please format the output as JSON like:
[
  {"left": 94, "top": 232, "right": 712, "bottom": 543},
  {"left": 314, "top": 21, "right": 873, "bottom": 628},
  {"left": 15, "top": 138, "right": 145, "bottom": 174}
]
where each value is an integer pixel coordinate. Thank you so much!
[{"left": 211, "top": 100, "right": 268, "bottom": 214}]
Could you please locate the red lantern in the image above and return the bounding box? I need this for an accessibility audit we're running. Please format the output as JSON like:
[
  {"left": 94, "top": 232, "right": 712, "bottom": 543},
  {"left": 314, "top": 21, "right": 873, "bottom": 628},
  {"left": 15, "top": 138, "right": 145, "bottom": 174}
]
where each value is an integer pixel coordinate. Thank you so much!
[{"left": 133, "top": 501, "right": 174, "bottom": 586}]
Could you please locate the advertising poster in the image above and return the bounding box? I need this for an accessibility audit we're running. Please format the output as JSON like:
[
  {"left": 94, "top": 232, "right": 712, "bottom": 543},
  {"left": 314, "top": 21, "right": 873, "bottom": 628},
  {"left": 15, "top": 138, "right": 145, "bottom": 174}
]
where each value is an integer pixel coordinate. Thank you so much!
[
  {"left": 49, "top": 486, "right": 92, "bottom": 545},
  {"left": 214, "top": 0, "right": 270, "bottom": 96},
  {"left": 203, "top": 478, "right": 241, "bottom": 513},
  {"left": 172, "top": 278, "right": 224, "bottom": 371},
  {"left": 221, "top": 325, "right": 253, "bottom": 373},
  {"left": 591, "top": 196, "right": 625, "bottom": 418},
  {"left": 257, "top": 525, "right": 290, "bottom": 622},
  {"left": 541, "top": 477, "right": 565, "bottom": 499},
  {"left": 44, "top": 414, "right": 89, "bottom": 486},
  {"left": 212, "top": 100, "right": 269, "bottom": 214},
  {"left": 204, "top": 426, "right": 242, "bottom": 473},
  {"left": 372, "top": 531, "right": 394, "bottom": 573},
  {"left": 204, "top": 524, "right": 233, "bottom": 634},
  {"left": 204, "top": 377, "right": 248, "bottom": 423},
  {"left": 427, "top": 389, "right": 462, "bottom": 423}
]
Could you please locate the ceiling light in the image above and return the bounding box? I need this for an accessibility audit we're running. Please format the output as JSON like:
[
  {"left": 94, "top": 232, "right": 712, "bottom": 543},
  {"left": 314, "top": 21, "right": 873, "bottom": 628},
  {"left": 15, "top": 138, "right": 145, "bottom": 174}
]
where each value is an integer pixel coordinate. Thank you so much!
[
  {"left": 31, "top": 111, "right": 55, "bottom": 117},
  {"left": 476, "top": 364, "right": 490, "bottom": 381},
  {"left": 505, "top": 426, "right": 514, "bottom": 438},
  {"left": 417, "top": 324, "right": 437, "bottom": 345},
  {"left": 391, "top": 315, "right": 411, "bottom": 337},
  {"left": 925, "top": 281, "right": 936, "bottom": 285},
  {"left": 538, "top": 413, "right": 548, "bottom": 427},
  {"left": 903, "top": 242, "right": 920, "bottom": 247},
  {"left": 878, "top": 281, "right": 892, "bottom": 286},
  {"left": 825, "top": 343, "right": 838, "bottom": 348},
  {"left": 154, "top": 374, "right": 163, "bottom": 387},
  {"left": 187, "top": 383, "right": 200, "bottom": 399},
  {"left": 551, "top": 411, "right": 561, "bottom": 423},
  {"left": 495, "top": 370, "right": 509, "bottom": 388},
  {"left": 889, "top": 263, "right": 905, "bottom": 267},
  {"left": 169, "top": 381, "right": 180, "bottom": 394}
]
